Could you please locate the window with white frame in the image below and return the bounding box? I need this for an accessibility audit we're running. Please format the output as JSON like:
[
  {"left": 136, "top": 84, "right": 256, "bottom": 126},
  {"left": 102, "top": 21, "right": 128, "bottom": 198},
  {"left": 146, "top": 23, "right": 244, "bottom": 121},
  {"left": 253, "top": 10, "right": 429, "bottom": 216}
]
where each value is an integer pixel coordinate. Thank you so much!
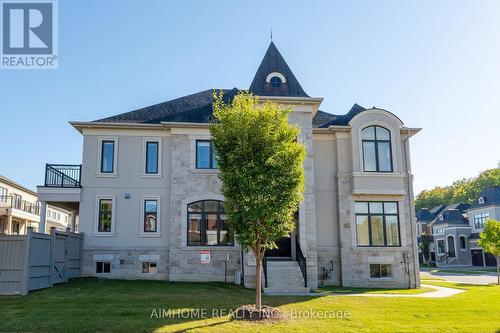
[
  {"left": 474, "top": 212, "right": 489, "bottom": 230},
  {"left": 96, "top": 261, "right": 111, "bottom": 273},
  {"left": 370, "top": 264, "right": 391, "bottom": 278},
  {"left": 142, "top": 261, "right": 157, "bottom": 274},
  {"left": 459, "top": 236, "right": 466, "bottom": 250},
  {"left": 144, "top": 140, "right": 161, "bottom": 175},
  {"left": 97, "top": 198, "right": 114, "bottom": 233},
  {"left": 361, "top": 125, "right": 393, "bottom": 172},
  {"left": 143, "top": 199, "right": 159, "bottom": 233},
  {"left": 0, "top": 186, "right": 7, "bottom": 202}
]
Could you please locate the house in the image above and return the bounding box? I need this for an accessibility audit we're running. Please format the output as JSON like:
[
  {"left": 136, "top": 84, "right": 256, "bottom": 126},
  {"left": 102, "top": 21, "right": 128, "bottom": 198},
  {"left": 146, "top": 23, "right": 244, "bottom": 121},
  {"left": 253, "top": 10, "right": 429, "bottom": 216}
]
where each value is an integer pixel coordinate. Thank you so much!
[
  {"left": 0, "top": 175, "right": 71, "bottom": 234},
  {"left": 36, "top": 42, "right": 421, "bottom": 291},
  {"left": 466, "top": 186, "right": 500, "bottom": 267}
]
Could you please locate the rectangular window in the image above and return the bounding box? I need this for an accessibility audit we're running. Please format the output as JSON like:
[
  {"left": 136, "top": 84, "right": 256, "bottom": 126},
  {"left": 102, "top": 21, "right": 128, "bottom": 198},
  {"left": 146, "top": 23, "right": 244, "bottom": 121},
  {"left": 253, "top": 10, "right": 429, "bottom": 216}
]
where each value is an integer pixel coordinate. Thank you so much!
[
  {"left": 196, "top": 140, "right": 217, "bottom": 169},
  {"left": 145, "top": 141, "right": 159, "bottom": 174},
  {"left": 0, "top": 187, "right": 7, "bottom": 202},
  {"left": 143, "top": 200, "right": 158, "bottom": 232},
  {"left": 362, "top": 141, "right": 377, "bottom": 172},
  {"left": 101, "top": 140, "right": 115, "bottom": 173},
  {"left": 474, "top": 212, "right": 489, "bottom": 230},
  {"left": 355, "top": 201, "right": 400, "bottom": 247},
  {"left": 98, "top": 199, "right": 113, "bottom": 232},
  {"left": 96, "top": 262, "right": 111, "bottom": 273},
  {"left": 187, "top": 200, "right": 233, "bottom": 246},
  {"left": 142, "top": 261, "right": 157, "bottom": 274},
  {"left": 370, "top": 264, "right": 391, "bottom": 278}
]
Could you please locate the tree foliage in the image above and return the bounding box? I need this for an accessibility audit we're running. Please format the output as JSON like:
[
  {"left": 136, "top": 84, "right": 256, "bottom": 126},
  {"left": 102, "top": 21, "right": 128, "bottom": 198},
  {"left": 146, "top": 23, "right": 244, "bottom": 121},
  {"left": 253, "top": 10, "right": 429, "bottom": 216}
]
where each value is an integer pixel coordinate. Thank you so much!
[
  {"left": 415, "top": 168, "right": 500, "bottom": 210},
  {"left": 210, "top": 91, "right": 305, "bottom": 309},
  {"left": 478, "top": 219, "right": 500, "bottom": 284}
]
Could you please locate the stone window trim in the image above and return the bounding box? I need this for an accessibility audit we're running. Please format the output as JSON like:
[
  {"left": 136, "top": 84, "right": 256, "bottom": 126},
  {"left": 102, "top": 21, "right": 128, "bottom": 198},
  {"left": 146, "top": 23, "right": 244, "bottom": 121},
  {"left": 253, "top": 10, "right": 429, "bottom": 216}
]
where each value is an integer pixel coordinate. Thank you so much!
[
  {"left": 180, "top": 194, "right": 237, "bottom": 248},
  {"left": 139, "top": 196, "right": 161, "bottom": 237},
  {"left": 356, "top": 120, "right": 398, "bottom": 174},
  {"left": 354, "top": 201, "right": 401, "bottom": 247},
  {"left": 93, "top": 195, "right": 116, "bottom": 236},
  {"left": 96, "top": 136, "right": 119, "bottom": 177},
  {"left": 141, "top": 137, "right": 163, "bottom": 178},
  {"left": 189, "top": 135, "right": 219, "bottom": 173},
  {"left": 459, "top": 234, "right": 467, "bottom": 251}
]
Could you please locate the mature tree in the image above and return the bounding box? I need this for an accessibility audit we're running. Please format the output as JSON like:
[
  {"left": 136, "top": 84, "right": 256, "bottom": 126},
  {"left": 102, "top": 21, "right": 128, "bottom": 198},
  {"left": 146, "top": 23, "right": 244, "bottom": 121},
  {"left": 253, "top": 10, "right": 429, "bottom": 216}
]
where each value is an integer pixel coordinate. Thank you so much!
[
  {"left": 210, "top": 91, "right": 305, "bottom": 311},
  {"left": 415, "top": 168, "right": 500, "bottom": 210},
  {"left": 419, "top": 234, "right": 432, "bottom": 265},
  {"left": 478, "top": 219, "right": 500, "bottom": 285}
]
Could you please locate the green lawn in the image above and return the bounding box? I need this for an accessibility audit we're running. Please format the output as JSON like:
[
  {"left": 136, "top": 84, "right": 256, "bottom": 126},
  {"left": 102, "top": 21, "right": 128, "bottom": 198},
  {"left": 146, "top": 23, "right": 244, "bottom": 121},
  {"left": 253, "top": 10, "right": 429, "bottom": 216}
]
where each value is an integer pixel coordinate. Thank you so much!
[
  {"left": 1, "top": 278, "right": 500, "bottom": 333},
  {"left": 318, "top": 285, "right": 435, "bottom": 295}
]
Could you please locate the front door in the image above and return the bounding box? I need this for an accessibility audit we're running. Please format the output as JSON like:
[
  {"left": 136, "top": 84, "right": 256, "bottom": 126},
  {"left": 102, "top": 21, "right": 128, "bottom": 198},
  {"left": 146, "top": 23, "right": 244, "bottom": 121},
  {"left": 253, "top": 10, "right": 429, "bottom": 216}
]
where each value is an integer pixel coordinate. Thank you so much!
[
  {"left": 265, "top": 236, "right": 292, "bottom": 258},
  {"left": 471, "top": 249, "right": 484, "bottom": 266}
]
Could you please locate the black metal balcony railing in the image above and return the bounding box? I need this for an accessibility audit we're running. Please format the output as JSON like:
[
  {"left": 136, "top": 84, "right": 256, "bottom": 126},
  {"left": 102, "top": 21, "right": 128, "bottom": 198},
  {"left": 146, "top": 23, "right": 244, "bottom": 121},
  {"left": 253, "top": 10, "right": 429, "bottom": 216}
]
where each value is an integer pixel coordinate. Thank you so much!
[
  {"left": 0, "top": 195, "right": 40, "bottom": 215},
  {"left": 44, "top": 164, "right": 82, "bottom": 188}
]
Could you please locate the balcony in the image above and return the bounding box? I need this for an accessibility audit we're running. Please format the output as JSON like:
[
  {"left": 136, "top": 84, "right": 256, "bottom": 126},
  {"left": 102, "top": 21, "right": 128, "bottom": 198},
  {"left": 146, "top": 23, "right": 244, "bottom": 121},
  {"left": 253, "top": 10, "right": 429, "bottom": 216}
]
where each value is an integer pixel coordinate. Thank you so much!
[
  {"left": 44, "top": 164, "right": 81, "bottom": 188},
  {"left": 38, "top": 164, "right": 82, "bottom": 211},
  {"left": 0, "top": 195, "right": 40, "bottom": 216}
]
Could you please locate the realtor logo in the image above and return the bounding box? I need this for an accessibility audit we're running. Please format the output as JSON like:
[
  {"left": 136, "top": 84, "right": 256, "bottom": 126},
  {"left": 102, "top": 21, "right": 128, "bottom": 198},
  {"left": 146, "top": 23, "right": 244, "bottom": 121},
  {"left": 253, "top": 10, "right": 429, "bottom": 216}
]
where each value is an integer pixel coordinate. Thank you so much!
[{"left": 1, "top": 0, "right": 58, "bottom": 69}]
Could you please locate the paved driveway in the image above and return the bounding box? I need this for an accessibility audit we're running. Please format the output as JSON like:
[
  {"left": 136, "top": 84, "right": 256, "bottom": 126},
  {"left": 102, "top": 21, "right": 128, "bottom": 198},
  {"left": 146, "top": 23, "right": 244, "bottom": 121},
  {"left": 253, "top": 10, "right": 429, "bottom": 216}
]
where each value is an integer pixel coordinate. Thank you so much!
[{"left": 420, "top": 270, "right": 498, "bottom": 285}]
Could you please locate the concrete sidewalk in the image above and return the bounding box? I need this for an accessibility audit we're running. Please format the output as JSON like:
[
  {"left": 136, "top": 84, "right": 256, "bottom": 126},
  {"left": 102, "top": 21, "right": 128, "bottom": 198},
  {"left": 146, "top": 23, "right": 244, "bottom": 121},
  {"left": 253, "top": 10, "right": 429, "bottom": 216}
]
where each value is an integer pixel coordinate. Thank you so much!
[{"left": 420, "top": 271, "right": 498, "bottom": 285}]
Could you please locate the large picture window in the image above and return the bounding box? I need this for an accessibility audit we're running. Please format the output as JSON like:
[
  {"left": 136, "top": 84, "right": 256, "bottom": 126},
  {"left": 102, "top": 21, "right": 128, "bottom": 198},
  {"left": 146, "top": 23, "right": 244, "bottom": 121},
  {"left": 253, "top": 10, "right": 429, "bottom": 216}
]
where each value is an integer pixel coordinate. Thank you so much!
[
  {"left": 473, "top": 212, "right": 489, "bottom": 230},
  {"left": 98, "top": 199, "right": 113, "bottom": 232},
  {"left": 196, "top": 140, "right": 217, "bottom": 169},
  {"left": 361, "top": 125, "right": 393, "bottom": 172},
  {"left": 187, "top": 200, "right": 233, "bottom": 246},
  {"left": 100, "top": 140, "right": 115, "bottom": 173},
  {"left": 355, "top": 201, "right": 400, "bottom": 247}
]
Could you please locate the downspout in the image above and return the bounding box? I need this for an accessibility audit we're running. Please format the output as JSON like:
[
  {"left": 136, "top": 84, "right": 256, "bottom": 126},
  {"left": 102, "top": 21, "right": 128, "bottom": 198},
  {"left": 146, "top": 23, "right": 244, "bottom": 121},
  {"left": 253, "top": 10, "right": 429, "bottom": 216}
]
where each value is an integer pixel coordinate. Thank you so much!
[{"left": 403, "top": 129, "right": 419, "bottom": 288}]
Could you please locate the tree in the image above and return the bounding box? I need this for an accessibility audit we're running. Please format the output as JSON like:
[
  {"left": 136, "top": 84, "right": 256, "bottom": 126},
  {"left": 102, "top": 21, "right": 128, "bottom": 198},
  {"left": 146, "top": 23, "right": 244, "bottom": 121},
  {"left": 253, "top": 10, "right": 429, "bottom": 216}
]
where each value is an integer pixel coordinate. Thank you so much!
[
  {"left": 415, "top": 168, "right": 500, "bottom": 210},
  {"left": 419, "top": 234, "right": 432, "bottom": 265},
  {"left": 478, "top": 219, "right": 500, "bottom": 285},
  {"left": 210, "top": 91, "right": 305, "bottom": 311}
]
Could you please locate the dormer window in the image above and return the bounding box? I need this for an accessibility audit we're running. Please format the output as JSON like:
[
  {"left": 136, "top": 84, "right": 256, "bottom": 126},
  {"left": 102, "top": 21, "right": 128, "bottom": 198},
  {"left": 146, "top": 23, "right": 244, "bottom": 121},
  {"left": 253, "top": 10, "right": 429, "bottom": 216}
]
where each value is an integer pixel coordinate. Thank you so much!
[
  {"left": 438, "top": 214, "right": 444, "bottom": 221},
  {"left": 478, "top": 197, "right": 485, "bottom": 204},
  {"left": 266, "top": 72, "right": 286, "bottom": 89}
]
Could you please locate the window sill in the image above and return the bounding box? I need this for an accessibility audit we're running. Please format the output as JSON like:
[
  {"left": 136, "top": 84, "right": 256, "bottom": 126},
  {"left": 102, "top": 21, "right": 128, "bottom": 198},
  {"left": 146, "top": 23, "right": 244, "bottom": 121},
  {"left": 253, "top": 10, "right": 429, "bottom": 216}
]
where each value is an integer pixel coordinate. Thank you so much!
[
  {"left": 354, "top": 246, "right": 402, "bottom": 250},
  {"left": 182, "top": 245, "right": 237, "bottom": 250},
  {"left": 191, "top": 169, "right": 219, "bottom": 174},
  {"left": 141, "top": 173, "right": 163, "bottom": 179},
  {"left": 139, "top": 233, "right": 161, "bottom": 238},
  {"left": 352, "top": 172, "right": 405, "bottom": 178},
  {"left": 96, "top": 173, "right": 118, "bottom": 178},
  {"left": 369, "top": 277, "right": 394, "bottom": 282},
  {"left": 92, "top": 233, "right": 116, "bottom": 237}
]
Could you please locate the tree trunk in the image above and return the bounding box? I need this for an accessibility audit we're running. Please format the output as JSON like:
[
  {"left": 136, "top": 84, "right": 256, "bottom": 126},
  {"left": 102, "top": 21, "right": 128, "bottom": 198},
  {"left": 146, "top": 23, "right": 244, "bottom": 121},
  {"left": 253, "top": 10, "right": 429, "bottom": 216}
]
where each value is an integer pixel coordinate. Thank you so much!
[{"left": 255, "top": 257, "right": 262, "bottom": 310}]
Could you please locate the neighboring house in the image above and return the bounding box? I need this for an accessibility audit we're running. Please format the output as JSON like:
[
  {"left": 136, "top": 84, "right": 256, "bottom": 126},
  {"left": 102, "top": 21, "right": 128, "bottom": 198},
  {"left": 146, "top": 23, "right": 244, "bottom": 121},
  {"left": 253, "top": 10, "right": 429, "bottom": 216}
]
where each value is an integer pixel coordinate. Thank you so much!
[
  {"left": 415, "top": 208, "right": 436, "bottom": 262},
  {"left": 37, "top": 42, "right": 421, "bottom": 291},
  {"left": 430, "top": 204, "right": 471, "bottom": 266},
  {"left": 0, "top": 175, "right": 71, "bottom": 234},
  {"left": 466, "top": 186, "right": 500, "bottom": 267}
]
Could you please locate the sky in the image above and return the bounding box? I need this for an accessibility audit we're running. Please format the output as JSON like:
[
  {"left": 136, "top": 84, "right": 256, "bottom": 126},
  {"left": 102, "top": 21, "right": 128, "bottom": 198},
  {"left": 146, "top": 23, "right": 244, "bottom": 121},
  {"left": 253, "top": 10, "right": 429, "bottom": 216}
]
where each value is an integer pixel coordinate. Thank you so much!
[{"left": 1, "top": 0, "right": 499, "bottom": 194}]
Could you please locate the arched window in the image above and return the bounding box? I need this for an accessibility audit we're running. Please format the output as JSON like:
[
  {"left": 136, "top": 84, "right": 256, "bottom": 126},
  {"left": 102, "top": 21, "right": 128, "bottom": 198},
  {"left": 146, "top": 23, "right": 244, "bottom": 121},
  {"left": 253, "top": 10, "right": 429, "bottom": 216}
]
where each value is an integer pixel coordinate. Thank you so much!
[
  {"left": 447, "top": 235, "right": 455, "bottom": 257},
  {"left": 459, "top": 236, "right": 466, "bottom": 250},
  {"left": 187, "top": 200, "right": 233, "bottom": 246},
  {"left": 361, "top": 125, "right": 393, "bottom": 172}
]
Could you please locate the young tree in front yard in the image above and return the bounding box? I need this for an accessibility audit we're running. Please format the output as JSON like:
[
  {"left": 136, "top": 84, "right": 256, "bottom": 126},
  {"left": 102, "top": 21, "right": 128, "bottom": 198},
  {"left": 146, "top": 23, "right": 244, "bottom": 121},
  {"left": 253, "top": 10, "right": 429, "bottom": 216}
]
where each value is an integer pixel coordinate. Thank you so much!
[
  {"left": 478, "top": 219, "right": 500, "bottom": 284},
  {"left": 210, "top": 91, "right": 305, "bottom": 312}
]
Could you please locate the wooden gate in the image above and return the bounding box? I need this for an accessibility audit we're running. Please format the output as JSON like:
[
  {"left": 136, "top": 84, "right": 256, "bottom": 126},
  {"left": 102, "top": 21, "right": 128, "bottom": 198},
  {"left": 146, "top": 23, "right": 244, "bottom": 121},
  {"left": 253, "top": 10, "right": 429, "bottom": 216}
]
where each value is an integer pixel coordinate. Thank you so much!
[{"left": 52, "top": 233, "right": 67, "bottom": 284}]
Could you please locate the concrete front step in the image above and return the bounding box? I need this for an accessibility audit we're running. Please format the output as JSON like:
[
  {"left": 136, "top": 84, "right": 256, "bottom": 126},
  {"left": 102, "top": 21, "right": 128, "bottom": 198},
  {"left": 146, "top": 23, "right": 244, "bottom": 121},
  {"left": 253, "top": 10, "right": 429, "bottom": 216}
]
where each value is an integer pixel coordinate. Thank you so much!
[{"left": 264, "top": 260, "right": 308, "bottom": 294}]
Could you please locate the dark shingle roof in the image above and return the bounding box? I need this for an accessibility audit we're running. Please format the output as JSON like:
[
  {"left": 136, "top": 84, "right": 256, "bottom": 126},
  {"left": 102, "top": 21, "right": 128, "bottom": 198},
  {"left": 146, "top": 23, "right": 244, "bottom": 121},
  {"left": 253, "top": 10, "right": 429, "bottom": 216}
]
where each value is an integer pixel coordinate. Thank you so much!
[
  {"left": 249, "top": 42, "right": 308, "bottom": 98},
  {"left": 468, "top": 186, "right": 500, "bottom": 210},
  {"left": 434, "top": 209, "right": 468, "bottom": 225},
  {"left": 430, "top": 205, "right": 447, "bottom": 215},
  {"left": 469, "top": 233, "right": 480, "bottom": 240},
  {"left": 416, "top": 208, "right": 435, "bottom": 222},
  {"left": 444, "top": 202, "right": 470, "bottom": 214}
]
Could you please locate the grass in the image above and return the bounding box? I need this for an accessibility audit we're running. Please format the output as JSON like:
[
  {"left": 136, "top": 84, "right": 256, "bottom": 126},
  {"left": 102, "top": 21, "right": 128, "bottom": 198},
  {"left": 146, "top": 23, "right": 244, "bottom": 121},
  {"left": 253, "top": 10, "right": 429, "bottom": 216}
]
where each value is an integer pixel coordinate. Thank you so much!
[
  {"left": 318, "top": 285, "right": 435, "bottom": 295},
  {"left": 1, "top": 278, "right": 500, "bottom": 333}
]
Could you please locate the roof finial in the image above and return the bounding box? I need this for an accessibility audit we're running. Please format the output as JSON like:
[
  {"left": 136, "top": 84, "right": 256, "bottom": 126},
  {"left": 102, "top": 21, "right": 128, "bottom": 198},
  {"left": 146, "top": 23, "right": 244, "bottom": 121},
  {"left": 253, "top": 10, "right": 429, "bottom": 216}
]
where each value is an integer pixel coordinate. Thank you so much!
[{"left": 270, "top": 29, "right": 273, "bottom": 41}]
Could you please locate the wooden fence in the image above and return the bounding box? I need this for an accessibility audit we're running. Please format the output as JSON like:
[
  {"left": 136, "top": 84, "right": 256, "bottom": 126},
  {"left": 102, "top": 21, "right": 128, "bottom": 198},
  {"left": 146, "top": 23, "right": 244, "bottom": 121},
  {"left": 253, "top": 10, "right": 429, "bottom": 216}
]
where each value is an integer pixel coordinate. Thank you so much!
[{"left": 0, "top": 227, "right": 83, "bottom": 295}]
